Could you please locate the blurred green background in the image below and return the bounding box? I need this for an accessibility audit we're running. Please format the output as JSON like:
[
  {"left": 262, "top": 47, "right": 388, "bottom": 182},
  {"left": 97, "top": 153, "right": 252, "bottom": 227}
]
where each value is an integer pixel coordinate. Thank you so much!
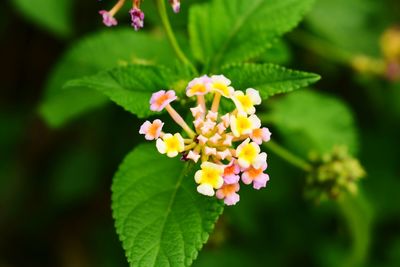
[{"left": 1, "top": 0, "right": 400, "bottom": 266}]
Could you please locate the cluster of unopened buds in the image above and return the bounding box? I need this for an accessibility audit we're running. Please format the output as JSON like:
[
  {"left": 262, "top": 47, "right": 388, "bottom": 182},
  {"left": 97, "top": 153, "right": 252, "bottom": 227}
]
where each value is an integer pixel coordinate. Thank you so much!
[
  {"left": 98, "top": 0, "right": 181, "bottom": 30},
  {"left": 139, "top": 75, "right": 272, "bottom": 205},
  {"left": 306, "top": 146, "right": 366, "bottom": 201}
]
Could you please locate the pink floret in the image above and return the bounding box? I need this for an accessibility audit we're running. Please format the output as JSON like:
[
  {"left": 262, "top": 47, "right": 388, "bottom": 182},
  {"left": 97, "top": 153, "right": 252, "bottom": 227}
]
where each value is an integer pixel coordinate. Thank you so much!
[
  {"left": 99, "top": 10, "right": 117, "bottom": 27},
  {"left": 150, "top": 90, "right": 177, "bottom": 112}
]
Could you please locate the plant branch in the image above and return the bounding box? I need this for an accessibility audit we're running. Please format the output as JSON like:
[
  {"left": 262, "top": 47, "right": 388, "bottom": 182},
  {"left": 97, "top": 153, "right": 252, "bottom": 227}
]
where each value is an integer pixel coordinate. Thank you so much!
[
  {"left": 156, "top": 0, "right": 197, "bottom": 74},
  {"left": 264, "top": 140, "right": 312, "bottom": 172}
]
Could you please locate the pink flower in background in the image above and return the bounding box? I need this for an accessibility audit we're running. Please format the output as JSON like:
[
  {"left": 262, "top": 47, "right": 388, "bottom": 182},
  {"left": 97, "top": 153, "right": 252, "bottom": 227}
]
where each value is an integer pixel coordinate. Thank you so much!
[
  {"left": 169, "top": 0, "right": 181, "bottom": 13},
  {"left": 99, "top": 10, "right": 118, "bottom": 27},
  {"left": 129, "top": 7, "right": 145, "bottom": 31}
]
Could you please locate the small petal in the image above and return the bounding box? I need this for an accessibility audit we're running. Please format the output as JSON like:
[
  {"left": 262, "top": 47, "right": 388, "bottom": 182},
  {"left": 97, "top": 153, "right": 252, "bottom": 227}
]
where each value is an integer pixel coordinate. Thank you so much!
[
  {"left": 197, "top": 135, "right": 208, "bottom": 145},
  {"left": 217, "top": 149, "right": 231, "bottom": 160},
  {"left": 223, "top": 134, "right": 234, "bottom": 146},
  {"left": 223, "top": 161, "right": 240, "bottom": 184},
  {"left": 206, "top": 111, "right": 218, "bottom": 121},
  {"left": 224, "top": 192, "right": 240, "bottom": 205},
  {"left": 209, "top": 133, "right": 221, "bottom": 144},
  {"left": 190, "top": 105, "right": 205, "bottom": 118},
  {"left": 193, "top": 117, "right": 203, "bottom": 128},
  {"left": 197, "top": 184, "right": 215, "bottom": 196},
  {"left": 253, "top": 152, "right": 267, "bottom": 169},
  {"left": 205, "top": 147, "right": 217, "bottom": 156},
  {"left": 253, "top": 173, "right": 269, "bottom": 190},
  {"left": 201, "top": 120, "right": 216, "bottom": 134},
  {"left": 156, "top": 138, "right": 166, "bottom": 154},
  {"left": 216, "top": 123, "right": 226, "bottom": 134},
  {"left": 246, "top": 88, "right": 261, "bottom": 105},
  {"left": 187, "top": 150, "right": 201, "bottom": 163}
]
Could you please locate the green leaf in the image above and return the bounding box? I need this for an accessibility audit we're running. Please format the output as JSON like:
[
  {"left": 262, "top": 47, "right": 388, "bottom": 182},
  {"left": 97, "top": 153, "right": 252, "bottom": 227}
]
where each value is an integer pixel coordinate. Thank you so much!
[
  {"left": 112, "top": 144, "right": 223, "bottom": 267},
  {"left": 222, "top": 63, "right": 320, "bottom": 99},
  {"left": 268, "top": 90, "right": 359, "bottom": 156},
  {"left": 39, "top": 29, "right": 175, "bottom": 127},
  {"left": 65, "top": 65, "right": 186, "bottom": 118},
  {"left": 305, "top": 0, "right": 386, "bottom": 57},
  {"left": 189, "top": 0, "right": 315, "bottom": 69},
  {"left": 12, "top": 0, "right": 73, "bottom": 37},
  {"left": 256, "top": 39, "right": 292, "bottom": 65}
]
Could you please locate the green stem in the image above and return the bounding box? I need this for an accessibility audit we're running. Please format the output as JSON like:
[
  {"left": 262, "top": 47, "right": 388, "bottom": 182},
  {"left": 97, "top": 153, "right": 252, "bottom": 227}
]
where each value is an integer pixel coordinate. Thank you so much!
[
  {"left": 156, "top": 0, "right": 197, "bottom": 75},
  {"left": 264, "top": 141, "right": 312, "bottom": 172}
]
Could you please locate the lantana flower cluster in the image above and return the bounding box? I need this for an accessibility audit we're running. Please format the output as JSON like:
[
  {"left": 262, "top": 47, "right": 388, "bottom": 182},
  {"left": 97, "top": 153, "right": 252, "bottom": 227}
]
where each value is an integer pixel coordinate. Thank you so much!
[
  {"left": 99, "top": 0, "right": 181, "bottom": 30},
  {"left": 139, "top": 75, "right": 271, "bottom": 205}
]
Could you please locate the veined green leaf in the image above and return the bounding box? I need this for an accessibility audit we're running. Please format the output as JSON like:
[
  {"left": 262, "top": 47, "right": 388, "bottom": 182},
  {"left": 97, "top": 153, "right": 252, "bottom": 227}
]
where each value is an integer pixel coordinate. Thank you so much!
[
  {"left": 189, "top": 0, "right": 315, "bottom": 69},
  {"left": 65, "top": 65, "right": 187, "bottom": 118},
  {"left": 268, "top": 90, "right": 358, "bottom": 156},
  {"left": 112, "top": 144, "right": 223, "bottom": 267},
  {"left": 222, "top": 63, "right": 320, "bottom": 99},
  {"left": 39, "top": 29, "right": 175, "bottom": 127}
]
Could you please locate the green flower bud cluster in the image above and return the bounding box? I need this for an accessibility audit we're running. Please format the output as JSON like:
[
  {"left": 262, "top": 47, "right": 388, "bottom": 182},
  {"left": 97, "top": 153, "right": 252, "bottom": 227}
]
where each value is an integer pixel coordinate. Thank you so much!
[{"left": 305, "top": 146, "right": 366, "bottom": 201}]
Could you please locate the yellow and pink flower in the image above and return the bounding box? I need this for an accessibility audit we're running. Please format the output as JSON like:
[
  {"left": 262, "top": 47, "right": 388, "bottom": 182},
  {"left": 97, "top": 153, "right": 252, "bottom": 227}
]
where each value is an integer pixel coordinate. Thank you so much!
[{"left": 139, "top": 74, "right": 271, "bottom": 205}]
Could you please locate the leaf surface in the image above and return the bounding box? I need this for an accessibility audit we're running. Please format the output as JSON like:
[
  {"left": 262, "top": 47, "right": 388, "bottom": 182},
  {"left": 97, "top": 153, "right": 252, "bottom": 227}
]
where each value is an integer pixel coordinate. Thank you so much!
[
  {"left": 222, "top": 63, "right": 320, "bottom": 99},
  {"left": 65, "top": 65, "right": 187, "bottom": 118},
  {"left": 39, "top": 29, "right": 175, "bottom": 127},
  {"left": 112, "top": 144, "right": 223, "bottom": 267},
  {"left": 189, "top": 0, "right": 315, "bottom": 68}
]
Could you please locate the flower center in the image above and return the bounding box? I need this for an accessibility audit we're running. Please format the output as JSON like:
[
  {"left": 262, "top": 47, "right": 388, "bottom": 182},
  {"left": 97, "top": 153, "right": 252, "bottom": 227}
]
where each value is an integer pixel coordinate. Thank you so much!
[
  {"left": 190, "top": 84, "right": 207, "bottom": 94},
  {"left": 237, "top": 95, "right": 252, "bottom": 109},
  {"left": 237, "top": 117, "right": 251, "bottom": 132},
  {"left": 148, "top": 123, "right": 159, "bottom": 137},
  {"left": 248, "top": 167, "right": 263, "bottom": 179},
  {"left": 202, "top": 169, "right": 220, "bottom": 186},
  {"left": 221, "top": 183, "right": 237, "bottom": 195},
  {"left": 166, "top": 138, "right": 180, "bottom": 151},
  {"left": 240, "top": 145, "right": 257, "bottom": 161},
  {"left": 213, "top": 82, "right": 229, "bottom": 95},
  {"left": 156, "top": 94, "right": 170, "bottom": 107}
]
